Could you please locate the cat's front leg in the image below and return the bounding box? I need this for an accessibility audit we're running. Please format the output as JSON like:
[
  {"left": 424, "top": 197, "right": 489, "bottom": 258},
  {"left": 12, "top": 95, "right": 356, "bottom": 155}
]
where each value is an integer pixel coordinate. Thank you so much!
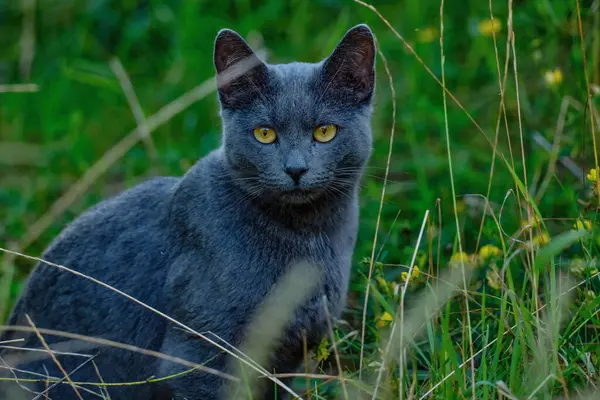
[{"left": 155, "top": 327, "right": 230, "bottom": 400}]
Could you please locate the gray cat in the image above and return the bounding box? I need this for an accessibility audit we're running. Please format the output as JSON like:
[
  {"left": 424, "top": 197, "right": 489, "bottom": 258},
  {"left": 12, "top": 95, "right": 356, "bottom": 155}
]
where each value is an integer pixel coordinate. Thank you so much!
[{"left": 0, "top": 24, "right": 375, "bottom": 399}]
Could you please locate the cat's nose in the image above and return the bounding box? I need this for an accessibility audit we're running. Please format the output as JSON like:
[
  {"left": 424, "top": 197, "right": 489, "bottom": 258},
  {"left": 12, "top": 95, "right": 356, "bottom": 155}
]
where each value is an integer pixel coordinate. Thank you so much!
[{"left": 285, "top": 166, "right": 308, "bottom": 184}]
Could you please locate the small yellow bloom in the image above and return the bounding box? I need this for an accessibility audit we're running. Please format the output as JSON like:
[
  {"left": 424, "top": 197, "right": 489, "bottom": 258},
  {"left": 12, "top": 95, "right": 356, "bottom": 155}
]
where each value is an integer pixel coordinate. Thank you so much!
[
  {"left": 376, "top": 311, "right": 393, "bottom": 328},
  {"left": 544, "top": 68, "right": 563, "bottom": 86},
  {"left": 410, "top": 266, "right": 420, "bottom": 279},
  {"left": 479, "top": 244, "right": 502, "bottom": 261},
  {"left": 400, "top": 271, "right": 409, "bottom": 283},
  {"left": 486, "top": 268, "right": 502, "bottom": 290},
  {"left": 570, "top": 257, "right": 599, "bottom": 277},
  {"left": 450, "top": 252, "right": 470, "bottom": 263},
  {"left": 313, "top": 337, "right": 330, "bottom": 362},
  {"left": 450, "top": 252, "right": 478, "bottom": 269},
  {"left": 449, "top": 251, "right": 474, "bottom": 268},
  {"left": 574, "top": 219, "right": 593, "bottom": 231},
  {"left": 533, "top": 232, "right": 550, "bottom": 247},
  {"left": 400, "top": 267, "right": 420, "bottom": 284},
  {"left": 569, "top": 258, "right": 586, "bottom": 276},
  {"left": 478, "top": 18, "right": 502, "bottom": 36},
  {"left": 417, "top": 26, "right": 438, "bottom": 43},
  {"left": 585, "top": 289, "right": 596, "bottom": 303},
  {"left": 588, "top": 168, "right": 598, "bottom": 183}
]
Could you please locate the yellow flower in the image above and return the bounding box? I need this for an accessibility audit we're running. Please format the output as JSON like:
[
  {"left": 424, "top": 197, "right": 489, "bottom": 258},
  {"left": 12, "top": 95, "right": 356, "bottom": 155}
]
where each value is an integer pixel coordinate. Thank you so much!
[
  {"left": 544, "top": 68, "right": 563, "bottom": 86},
  {"left": 400, "top": 271, "right": 409, "bottom": 283},
  {"left": 569, "top": 258, "right": 586, "bottom": 276},
  {"left": 417, "top": 26, "right": 438, "bottom": 43},
  {"left": 410, "top": 266, "right": 420, "bottom": 279},
  {"left": 449, "top": 251, "right": 474, "bottom": 268},
  {"left": 574, "top": 219, "right": 593, "bottom": 231},
  {"left": 478, "top": 18, "right": 502, "bottom": 36},
  {"left": 533, "top": 232, "right": 550, "bottom": 247},
  {"left": 570, "top": 257, "right": 599, "bottom": 277},
  {"left": 313, "top": 337, "right": 330, "bottom": 362},
  {"left": 584, "top": 289, "right": 596, "bottom": 303},
  {"left": 400, "top": 267, "right": 420, "bottom": 284},
  {"left": 479, "top": 244, "right": 502, "bottom": 261},
  {"left": 588, "top": 168, "right": 598, "bottom": 183},
  {"left": 486, "top": 268, "right": 502, "bottom": 290},
  {"left": 450, "top": 252, "right": 470, "bottom": 263},
  {"left": 376, "top": 311, "right": 393, "bottom": 328}
]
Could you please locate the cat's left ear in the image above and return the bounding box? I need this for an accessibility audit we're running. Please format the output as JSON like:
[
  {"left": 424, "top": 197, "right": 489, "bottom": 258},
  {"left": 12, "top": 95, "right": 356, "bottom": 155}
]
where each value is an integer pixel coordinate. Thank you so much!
[
  {"left": 322, "top": 24, "right": 376, "bottom": 103},
  {"left": 214, "top": 29, "right": 267, "bottom": 108}
]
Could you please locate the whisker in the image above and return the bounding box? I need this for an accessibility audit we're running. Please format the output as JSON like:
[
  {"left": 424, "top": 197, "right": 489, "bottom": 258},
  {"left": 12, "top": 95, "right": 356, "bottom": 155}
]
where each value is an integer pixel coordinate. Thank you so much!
[
  {"left": 337, "top": 172, "right": 407, "bottom": 185},
  {"left": 336, "top": 166, "right": 405, "bottom": 172},
  {"left": 324, "top": 184, "right": 354, "bottom": 202}
]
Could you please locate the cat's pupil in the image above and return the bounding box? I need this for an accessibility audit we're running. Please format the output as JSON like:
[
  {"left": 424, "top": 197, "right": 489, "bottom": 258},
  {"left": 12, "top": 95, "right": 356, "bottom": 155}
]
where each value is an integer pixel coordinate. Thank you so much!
[
  {"left": 321, "top": 126, "right": 327, "bottom": 134},
  {"left": 262, "top": 129, "right": 268, "bottom": 136}
]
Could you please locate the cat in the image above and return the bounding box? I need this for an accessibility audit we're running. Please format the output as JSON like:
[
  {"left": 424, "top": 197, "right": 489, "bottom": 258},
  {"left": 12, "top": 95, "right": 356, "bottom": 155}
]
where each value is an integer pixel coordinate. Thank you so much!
[{"left": 0, "top": 24, "right": 375, "bottom": 399}]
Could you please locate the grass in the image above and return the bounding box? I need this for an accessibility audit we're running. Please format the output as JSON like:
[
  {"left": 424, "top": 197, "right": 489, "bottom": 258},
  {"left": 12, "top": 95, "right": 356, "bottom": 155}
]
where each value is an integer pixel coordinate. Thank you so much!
[{"left": 2, "top": 0, "right": 600, "bottom": 398}]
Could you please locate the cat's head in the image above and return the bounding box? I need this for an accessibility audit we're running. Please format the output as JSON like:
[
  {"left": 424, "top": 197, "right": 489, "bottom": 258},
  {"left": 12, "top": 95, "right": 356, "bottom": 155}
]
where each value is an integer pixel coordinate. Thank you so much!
[{"left": 214, "top": 25, "right": 375, "bottom": 205}]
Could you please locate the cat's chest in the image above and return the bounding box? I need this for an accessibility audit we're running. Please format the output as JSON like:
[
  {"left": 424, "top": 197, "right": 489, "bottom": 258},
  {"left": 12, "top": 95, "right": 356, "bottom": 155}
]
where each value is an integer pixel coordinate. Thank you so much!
[
  {"left": 171, "top": 215, "right": 353, "bottom": 306},
  {"left": 216, "top": 222, "right": 344, "bottom": 282}
]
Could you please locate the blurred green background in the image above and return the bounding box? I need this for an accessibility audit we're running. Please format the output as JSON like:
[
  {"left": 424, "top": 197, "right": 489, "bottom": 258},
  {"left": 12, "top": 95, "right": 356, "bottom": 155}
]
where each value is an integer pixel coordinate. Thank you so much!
[{"left": 1, "top": 0, "right": 600, "bottom": 397}]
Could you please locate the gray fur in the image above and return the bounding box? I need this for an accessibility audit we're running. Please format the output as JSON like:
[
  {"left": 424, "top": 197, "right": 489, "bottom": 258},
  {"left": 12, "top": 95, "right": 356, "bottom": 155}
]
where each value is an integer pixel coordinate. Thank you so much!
[{"left": 0, "top": 24, "right": 375, "bottom": 400}]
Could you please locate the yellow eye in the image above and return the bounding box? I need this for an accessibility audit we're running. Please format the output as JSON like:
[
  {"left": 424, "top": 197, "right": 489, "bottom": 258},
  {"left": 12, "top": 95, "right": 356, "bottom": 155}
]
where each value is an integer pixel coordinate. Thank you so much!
[
  {"left": 253, "top": 127, "right": 277, "bottom": 144},
  {"left": 313, "top": 124, "right": 337, "bottom": 143}
]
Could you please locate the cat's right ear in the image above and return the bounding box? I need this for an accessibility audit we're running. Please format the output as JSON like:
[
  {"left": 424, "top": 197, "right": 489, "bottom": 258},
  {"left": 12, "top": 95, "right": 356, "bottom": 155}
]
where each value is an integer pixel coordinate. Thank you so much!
[
  {"left": 214, "top": 29, "right": 267, "bottom": 109},
  {"left": 322, "top": 24, "right": 376, "bottom": 104}
]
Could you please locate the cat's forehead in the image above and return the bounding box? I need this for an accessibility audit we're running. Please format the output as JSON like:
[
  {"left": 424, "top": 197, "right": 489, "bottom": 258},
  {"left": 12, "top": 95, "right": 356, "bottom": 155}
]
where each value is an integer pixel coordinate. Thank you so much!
[
  {"left": 263, "top": 62, "right": 325, "bottom": 120},
  {"left": 268, "top": 62, "right": 321, "bottom": 81},
  {"left": 268, "top": 62, "right": 322, "bottom": 94}
]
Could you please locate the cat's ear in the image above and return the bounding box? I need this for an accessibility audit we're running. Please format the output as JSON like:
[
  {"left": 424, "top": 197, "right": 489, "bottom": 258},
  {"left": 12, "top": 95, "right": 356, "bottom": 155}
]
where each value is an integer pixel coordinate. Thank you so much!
[
  {"left": 322, "top": 24, "right": 376, "bottom": 103},
  {"left": 214, "top": 29, "right": 267, "bottom": 108}
]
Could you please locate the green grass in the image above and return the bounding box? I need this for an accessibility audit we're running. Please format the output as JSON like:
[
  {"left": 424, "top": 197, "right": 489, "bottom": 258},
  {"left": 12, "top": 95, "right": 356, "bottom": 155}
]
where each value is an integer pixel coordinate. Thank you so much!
[{"left": 2, "top": 0, "right": 600, "bottom": 398}]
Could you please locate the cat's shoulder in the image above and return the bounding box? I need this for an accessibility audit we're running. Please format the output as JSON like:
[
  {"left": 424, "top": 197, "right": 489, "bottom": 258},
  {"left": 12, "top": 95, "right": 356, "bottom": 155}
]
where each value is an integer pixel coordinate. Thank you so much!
[{"left": 86, "top": 175, "right": 180, "bottom": 221}]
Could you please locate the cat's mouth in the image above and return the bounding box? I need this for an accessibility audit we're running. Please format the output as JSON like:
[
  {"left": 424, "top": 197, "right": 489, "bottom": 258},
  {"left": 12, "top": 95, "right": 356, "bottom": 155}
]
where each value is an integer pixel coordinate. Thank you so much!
[{"left": 277, "top": 187, "right": 324, "bottom": 204}]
